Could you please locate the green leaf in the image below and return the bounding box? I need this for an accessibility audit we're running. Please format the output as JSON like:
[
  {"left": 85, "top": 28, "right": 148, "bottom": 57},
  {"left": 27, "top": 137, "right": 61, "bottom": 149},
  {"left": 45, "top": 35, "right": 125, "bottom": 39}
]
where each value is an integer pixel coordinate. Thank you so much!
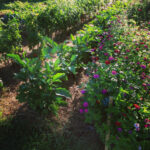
[
  {"left": 70, "top": 54, "right": 77, "bottom": 64},
  {"left": 53, "top": 73, "right": 65, "bottom": 82},
  {"left": 7, "top": 54, "right": 25, "bottom": 67},
  {"left": 68, "top": 66, "right": 76, "bottom": 74},
  {"left": 56, "top": 88, "right": 71, "bottom": 99}
]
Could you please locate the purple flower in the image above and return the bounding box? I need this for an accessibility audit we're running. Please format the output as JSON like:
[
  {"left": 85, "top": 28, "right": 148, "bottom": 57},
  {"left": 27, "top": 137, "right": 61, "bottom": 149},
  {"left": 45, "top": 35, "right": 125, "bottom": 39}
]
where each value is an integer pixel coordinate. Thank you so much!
[
  {"left": 124, "top": 93, "right": 127, "bottom": 97},
  {"left": 117, "top": 128, "right": 122, "bottom": 132},
  {"left": 112, "top": 70, "right": 117, "bottom": 75},
  {"left": 128, "top": 130, "right": 132, "bottom": 134},
  {"left": 93, "top": 74, "right": 99, "bottom": 78},
  {"left": 109, "top": 56, "right": 114, "bottom": 61},
  {"left": 134, "top": 123, "right": 140, "bottom": 129},
  {"left": 102, "top": 89, "right": 107, "bottom": 94},
  {"left": 81, "top": 90, "right": 86, "bottom": 94},
  {"left": 80, "top": 109, "right": 84, "bottom": 114},
  {"left": 84, "top": 109, "right": 88, "bottom": 113},
  {"left": 138, "top": 146, "right": 142, "bottom": 150},
  {"left": 137, "top": 62, "right": 140, "bottom": 65},
  {"left": 130, "top": 86, "right": 134, "bottom": 90},
  {"left": 91, "top": 49, "right": 95, "bottom": 52},
  {"left": 104, "top": 53, "right": 109, "bottom": 56},
  {"left": 148, "top": 33, "right": 150, "bottom": 35},
  {"left": 99, "top": 45, "right": 103, "bottom": 50},
  {"left": 83, "top": 102, "right": 88, "bottom": 107},
  {"left": 140, "top": 65, "right": 146, "bottom": 69}
]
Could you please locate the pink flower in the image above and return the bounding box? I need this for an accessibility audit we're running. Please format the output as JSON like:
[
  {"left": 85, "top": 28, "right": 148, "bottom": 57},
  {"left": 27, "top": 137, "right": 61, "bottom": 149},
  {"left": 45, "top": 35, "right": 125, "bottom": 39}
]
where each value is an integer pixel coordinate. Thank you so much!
[
  {"left": 104, "top": 53, "right": 109, "bottom": 56},
  {"left": 109, "top": 56, "right": 114, "bottom": 61},
  {"left": 83, "top": 102, "right": 88, "bottom": 107},
  {"left": 99, "top": 45, "right": 103, "bottom": 50},
  {"left": 80, "top": 109, "right": 84, "bottom": 114},
  {"left": 140, "top": 65, "right": 146, "bottom": 69},
  {"left": 112, "top": 70, "right": 117, "bottom": 75},
  {"left": 144, "top": 124, "right": 148, "bottom": 128},
  {"left": 84, "top": 109, "right": 88, "bottom": 113},
  {"left": 144, "top": 45, "right": 148, "bottom": 48}
]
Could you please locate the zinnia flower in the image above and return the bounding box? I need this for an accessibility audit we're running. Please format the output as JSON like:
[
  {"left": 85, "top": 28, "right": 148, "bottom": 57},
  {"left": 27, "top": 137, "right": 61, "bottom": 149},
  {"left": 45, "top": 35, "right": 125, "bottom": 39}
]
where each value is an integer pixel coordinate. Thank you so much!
[
  {"left": 93, "top": 74, "right": 99, "bottom": 78},
  {"left": 105, "top": 60, "right": 111, "bottom": 65},
  {"left": 140, "top": 65, "right": 146, "bottom": 69},
  {"left": 80, "top": 109, "right": 84, "bottom": 114},
  {"left": 115, "top": 121, "right": 121, "bottom": 126},
  {"left": 133, "top": 104, "right": 140, "bottom": 109},
  {"left": 83, "top": 102, "right": 88, "bottom": 107},
  {"left": 112, "top": 70, "right": 117, "bottom": 75},
  {"left": 84, "top": 109, "right": 88, "bottom": 113},
  {"left": 81, "top": 90, "right": 86, "bottom": 94},
  {"left": 117, "top": 128, "right": 122, "bottom": 132},
  {"left": 102, "top": 89, "right": 107, "bottom": 94},
  {"left": 109, "top": 56, "right": 114, "bottom": 61}
]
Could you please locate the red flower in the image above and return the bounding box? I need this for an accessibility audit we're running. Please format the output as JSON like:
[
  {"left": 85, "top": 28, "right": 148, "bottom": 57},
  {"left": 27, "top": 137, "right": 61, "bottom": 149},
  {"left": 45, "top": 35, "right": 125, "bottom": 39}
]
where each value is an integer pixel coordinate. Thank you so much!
[
  {"left": 136, "top": 48, "right": 140, "bottom": 51},
  {"left": 140, "top": 42, "right": 144, "bottom": 45},
  {"left": 114, "top": 49, "right": 120, "bottom": 53},
  {"left": 138, "top": 9, "right": 142, "bottom": 11},
  {"left": 115, "top": 121, "right": 121, "bottom": 126},
  {"left": 133, "top": 104, "right": 140, "bottom": 109},
  {"left": 105, "top": 60, "right": 111, "bottom": 65},
  {"left": 144, "top": 124, "right": 148, "bottom": 128},
  {"left": 122, "top": 113, "right": 127, "bottom": 117}
]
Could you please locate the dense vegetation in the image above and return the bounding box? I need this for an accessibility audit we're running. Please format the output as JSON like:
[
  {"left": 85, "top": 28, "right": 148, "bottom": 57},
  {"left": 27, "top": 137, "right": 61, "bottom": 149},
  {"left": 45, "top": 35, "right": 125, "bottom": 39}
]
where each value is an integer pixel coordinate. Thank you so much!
[{"left": 0, "top": 0, "right": 150, "bottom": 150}]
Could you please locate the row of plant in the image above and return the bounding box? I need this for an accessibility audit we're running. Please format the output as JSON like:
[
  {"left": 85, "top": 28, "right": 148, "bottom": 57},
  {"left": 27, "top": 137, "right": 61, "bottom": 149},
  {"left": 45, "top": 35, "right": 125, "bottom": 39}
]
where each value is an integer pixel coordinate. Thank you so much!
[
  {"left": 6, "top": 0, "right": 126, "bottom": 114},
  {"left": 0, "top": 0, "right": 105, "bottom": 56},
  {"left": 78, "top": 2, "right": 150, "bottom": 150},
  {"left": 7, "top": 0, "right": 150, "bottom": 149}
]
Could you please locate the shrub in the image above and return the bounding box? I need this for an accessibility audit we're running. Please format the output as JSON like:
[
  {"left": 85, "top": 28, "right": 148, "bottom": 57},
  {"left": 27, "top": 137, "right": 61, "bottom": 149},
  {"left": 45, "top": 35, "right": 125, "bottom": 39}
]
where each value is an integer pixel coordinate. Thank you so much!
[{"left": 7, "top": 52, "right": 71, "bottom": 114}]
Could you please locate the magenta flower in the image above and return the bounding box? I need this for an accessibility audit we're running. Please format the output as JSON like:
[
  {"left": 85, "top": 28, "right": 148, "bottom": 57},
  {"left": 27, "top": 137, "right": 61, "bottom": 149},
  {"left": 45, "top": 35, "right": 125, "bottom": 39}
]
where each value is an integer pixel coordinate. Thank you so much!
[
  {"left": 137, "top": 62, "right": 140, "bottom": 65},
  {"left": 144, "top": 45, "right": 148, "bottom": 48},
  {"left": 102, "top": 89, "right": 107, "bottom": 94},
  {"left": 109, "top": 56, "right": 114, "bottom": 61},
  {"left": 93, "top": 74, "right": 99, "bottom": 78},
  {"left": 91, "top": 49, "right": 95, "bottom": 52},
  {"left": 81, "top": 90, "right": 86, "bottom": 94},
  {"left": 84, "top": 109, "right": 88, "bottom": 113},
  {"left": 99, "top": 45, "right": 103, "bottom": 50},
  {"left": 140, "top": 65, "right": 146, "bottom": 69},
  {"left": 83, "top": 102, "right": 88, "bottom": 107},
  {"left": 117, "top": 128, "right": 122, "bottom": 132},
  {"left": 112, "top": 70, "right": 117, "bottom": 75},
  {"left": 80, "top": 109, "right": 84, "bottom": 114},
  {"left": 104, "top": 53, "right": 109, "bottom": 56}
]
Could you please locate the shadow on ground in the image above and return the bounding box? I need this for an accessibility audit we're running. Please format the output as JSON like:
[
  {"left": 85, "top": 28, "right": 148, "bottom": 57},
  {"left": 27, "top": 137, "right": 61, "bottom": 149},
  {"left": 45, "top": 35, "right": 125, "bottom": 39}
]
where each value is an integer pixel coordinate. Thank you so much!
[{"left": 0, "top": 70, "right": 104, "bottom": 150}]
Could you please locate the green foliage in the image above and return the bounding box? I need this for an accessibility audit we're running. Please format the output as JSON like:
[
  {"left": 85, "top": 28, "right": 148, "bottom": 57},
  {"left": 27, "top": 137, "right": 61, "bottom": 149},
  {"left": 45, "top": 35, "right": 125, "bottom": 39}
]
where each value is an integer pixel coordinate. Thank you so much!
[
  {"left": 7, "top": 53, "right": 70, "bottom": 114},
  {"left": 0, "top": 17, "right": 22, "bottom": 54},
  {"left": 78, "top": 3, "right": 150, "bottom": 149},
  {"left": 127, "top": 1, "right": 150, "bottom": 27}
]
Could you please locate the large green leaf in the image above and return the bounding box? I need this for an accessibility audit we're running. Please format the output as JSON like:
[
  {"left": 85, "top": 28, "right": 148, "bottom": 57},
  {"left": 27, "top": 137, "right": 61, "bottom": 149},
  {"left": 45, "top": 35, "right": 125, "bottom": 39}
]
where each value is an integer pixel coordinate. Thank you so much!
[
  {"left": 7, "top": 54, "right": 25, "bottom": 67},
  {"left": 56, "top": 88, "right": 71, "bottom": 99},
  {"left": 53, "top": 73, "right": 65, "bottom": 82}
]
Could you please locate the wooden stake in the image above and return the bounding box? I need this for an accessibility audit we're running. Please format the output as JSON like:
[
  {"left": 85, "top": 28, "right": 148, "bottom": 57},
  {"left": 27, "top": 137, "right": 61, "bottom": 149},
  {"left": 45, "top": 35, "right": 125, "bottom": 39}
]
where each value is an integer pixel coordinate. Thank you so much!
[{"left": 105, "top": 96, "right": 113, "bottom": 150}]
